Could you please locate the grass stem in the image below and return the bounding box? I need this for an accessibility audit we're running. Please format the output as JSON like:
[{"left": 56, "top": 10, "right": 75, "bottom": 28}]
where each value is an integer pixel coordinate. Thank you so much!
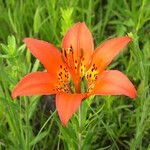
[{"left": 78, "top": 104, "right": 82, "bottom": 150}]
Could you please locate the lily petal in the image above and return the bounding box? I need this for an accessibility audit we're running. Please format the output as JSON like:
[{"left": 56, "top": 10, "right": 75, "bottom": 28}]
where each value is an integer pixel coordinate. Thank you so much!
[
  {"left": 12, "top": 72, "right": 58, "bottom": 99},
  {"left": 56, "top": 93, "right": 86, "bottom": 126},
  {"left": 62, "top": 22, "right": 94, "bottom": 66},
  {"left": 24, "top": 38, "right": 63, "bottom": 73},
  {"left": 91, "top": 70, "right": 136, "bottom": 98},
  {"left": 91, "top": 36, "right": 132, "bottom": 73}
]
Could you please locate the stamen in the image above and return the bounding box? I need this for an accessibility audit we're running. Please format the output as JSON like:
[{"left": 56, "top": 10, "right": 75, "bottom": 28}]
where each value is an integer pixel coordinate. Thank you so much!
[{"left": 62, "top": 46, "right": 75, "bottom": 71}]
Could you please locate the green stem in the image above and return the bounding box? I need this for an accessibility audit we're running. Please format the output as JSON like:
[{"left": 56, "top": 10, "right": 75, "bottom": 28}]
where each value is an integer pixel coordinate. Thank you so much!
[
  {"left": 136, "top": 0, "right": 146, "bottom": 32},
  {"left": 32, "top": 111, "right": 56, "bottom": 150},
  {"left": 78, "top": 104, "right": 82, "bottom": 150},
  {"left": 25, "top": 97, "right": 30, "bottom": 150}
]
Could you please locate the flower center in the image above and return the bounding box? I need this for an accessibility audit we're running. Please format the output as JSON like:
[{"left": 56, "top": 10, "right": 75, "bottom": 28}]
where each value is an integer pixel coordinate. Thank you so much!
[
  {"left": 62, "top": 47, "right": 87, "bottom": 77},
  {"left": 62, "top": 46, "right": 75, "bottom": 71},
  {"left": 59, "top": 47, "right": 98, "bottom": 94}
]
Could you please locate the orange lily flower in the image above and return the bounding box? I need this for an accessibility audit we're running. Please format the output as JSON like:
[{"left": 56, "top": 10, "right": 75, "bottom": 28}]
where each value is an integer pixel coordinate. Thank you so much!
[{"left": 12, "top": 22, "right": 136, "bottom": 126}]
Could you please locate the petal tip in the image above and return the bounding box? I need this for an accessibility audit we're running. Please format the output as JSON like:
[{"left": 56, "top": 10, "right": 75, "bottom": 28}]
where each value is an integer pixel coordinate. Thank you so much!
[
  {"left": 23, "top": 37, "right": 29, "bottom": 43},
  {"left": 11, "top": 85, "right": 19, "bottom": 99},
  {"left": 124, "top": 36, "right": 132, "bottom": 42},
  {"left": 62, "top": 120, "right": 68, "bottom": 126},
  {"left": 58, "top": 114, "right": 69, "bottom": 126},
  {"left": 130, "top": 88, "right": 137, "bottom": 99},
  {"left": 127, "top": 84, "right": 137, "bottom": 99},
  {"left": 81, "top": 22, "right": 86, "bottom": 25},
  {"left": 11, "top": 91, "right": 16, "bottom": 100},
  {"left": 23, "top": 37, "right": 33, "bottom": 44}
]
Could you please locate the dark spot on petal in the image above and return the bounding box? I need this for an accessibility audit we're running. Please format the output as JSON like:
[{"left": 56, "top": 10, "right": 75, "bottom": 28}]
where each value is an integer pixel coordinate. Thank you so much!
[
  {"left": 80, "top": 48, "right": 84, "bottom": 57},
  {"left": 64, "top": 50, "right": 67, "bottom": 57}
]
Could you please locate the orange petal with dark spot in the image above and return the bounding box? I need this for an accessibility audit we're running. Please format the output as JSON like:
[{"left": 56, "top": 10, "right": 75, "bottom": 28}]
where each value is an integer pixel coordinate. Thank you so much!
[
  {"left": 91, "top": 70, "right": 136, "bottom": 98},
  {"left": 91, "top": 36, "right": 132, "bottom": 73},
  {"left": 62, "top": 22, "right": 94, "bottom": 66}
]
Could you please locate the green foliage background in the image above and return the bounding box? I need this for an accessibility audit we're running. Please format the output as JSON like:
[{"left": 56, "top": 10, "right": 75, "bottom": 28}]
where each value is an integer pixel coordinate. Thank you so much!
[{"left": 0, "top": 0, "right": 150, "bottom": 149}]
